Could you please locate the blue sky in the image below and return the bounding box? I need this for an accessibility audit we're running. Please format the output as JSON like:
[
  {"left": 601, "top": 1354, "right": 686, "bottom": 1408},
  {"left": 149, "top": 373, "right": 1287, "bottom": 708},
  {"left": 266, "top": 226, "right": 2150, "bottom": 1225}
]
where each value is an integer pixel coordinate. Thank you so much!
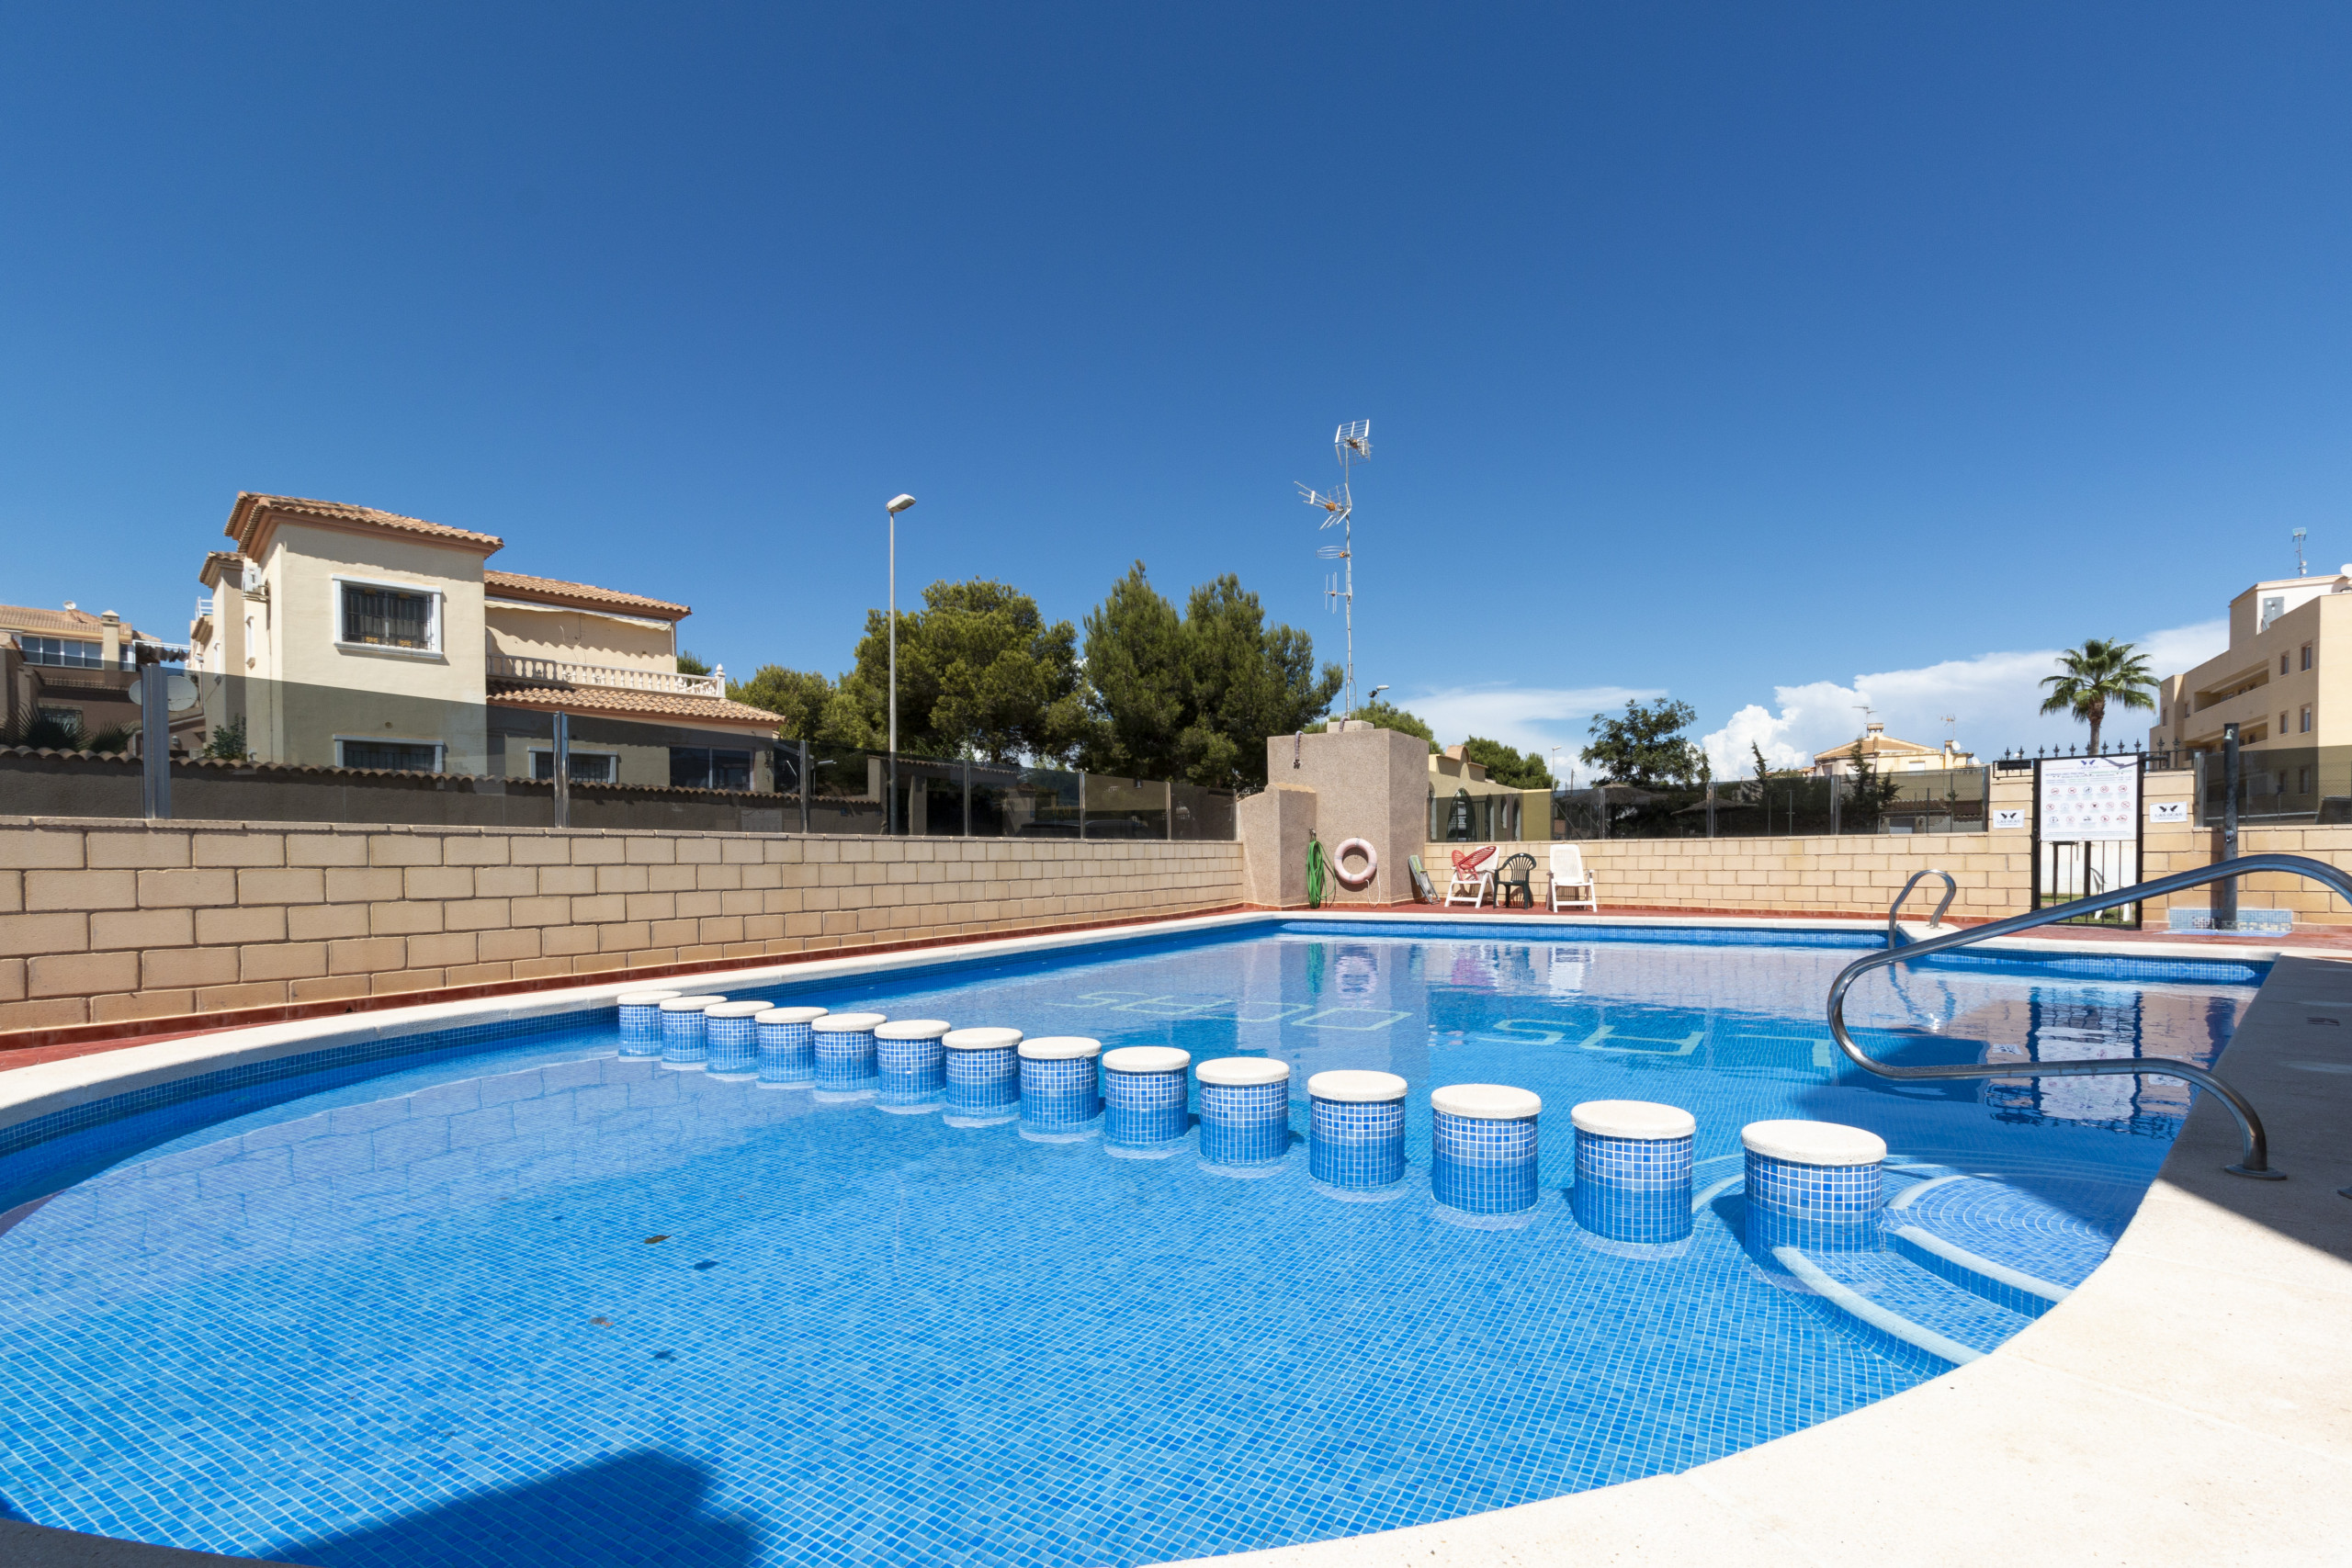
[{"left": 4, "top": 4, "right": 2347, "bottom": 770}]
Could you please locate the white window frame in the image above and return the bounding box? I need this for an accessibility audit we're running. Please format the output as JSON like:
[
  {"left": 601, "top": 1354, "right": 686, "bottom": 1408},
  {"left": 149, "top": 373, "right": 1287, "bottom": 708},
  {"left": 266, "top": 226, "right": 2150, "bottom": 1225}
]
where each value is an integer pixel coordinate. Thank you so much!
[
  {"left": 334, "top": 736, "right": 447, "bottom": 773},
  {"left": 332, "top": 574, "right": 445, "bottom": 660},
  {"left": 2301, "top": 705, "right": 2313, "bottom": 734},
  {"left": 527, "top": 746, "right": 619, "bottom": 784}
]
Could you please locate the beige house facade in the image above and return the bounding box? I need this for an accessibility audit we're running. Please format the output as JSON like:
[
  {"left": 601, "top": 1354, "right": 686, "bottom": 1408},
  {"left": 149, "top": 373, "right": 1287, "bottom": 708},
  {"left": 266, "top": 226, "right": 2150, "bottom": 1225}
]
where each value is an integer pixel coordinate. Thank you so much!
[
  {"left": 1808, "top": 722, "right": 1978, "bottom": 778},
  {"left": 186, "top": 494, "right": 778, "bottom": 788},
  {"left": 2148, "top": 569, "right": 2352, "bottom": 756},
  {"left": 0, "top": 603, "right": 157, "bottom": 747}
]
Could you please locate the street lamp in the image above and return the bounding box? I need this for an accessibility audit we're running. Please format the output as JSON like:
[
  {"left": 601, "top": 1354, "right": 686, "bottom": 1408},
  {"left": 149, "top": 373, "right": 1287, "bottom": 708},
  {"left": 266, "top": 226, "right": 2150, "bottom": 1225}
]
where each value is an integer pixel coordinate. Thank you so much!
[{"left": 885, "top": 493, "right": 916, "bottom": 833}]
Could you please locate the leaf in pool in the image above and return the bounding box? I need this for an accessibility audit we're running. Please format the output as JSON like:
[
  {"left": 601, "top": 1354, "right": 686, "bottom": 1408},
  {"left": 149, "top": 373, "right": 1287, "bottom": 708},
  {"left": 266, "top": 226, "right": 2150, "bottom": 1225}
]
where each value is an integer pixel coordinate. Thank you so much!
[
  {"left": 652, "top": 1350, "right": 676, "bottom": 1361},
  {"left": 642, "top": 1235, "right": 669, "bottom": 1245},
  {"left": 589, "top": 1317, "right": 612, "bottom": 1327},
  {"left": 693, "top": 1260, "right": 718, "bottom": 1271}
]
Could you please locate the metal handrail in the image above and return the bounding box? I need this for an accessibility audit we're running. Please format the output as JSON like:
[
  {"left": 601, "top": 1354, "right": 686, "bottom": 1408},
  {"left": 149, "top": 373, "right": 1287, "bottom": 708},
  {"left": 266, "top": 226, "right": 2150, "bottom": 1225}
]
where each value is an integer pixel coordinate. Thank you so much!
[
  {"left": 1828, "top": 852, "right": 2352, "bottom": 1180},
  {"left": 1886, "top": 868, "right": 1957, "bottom": 947}
]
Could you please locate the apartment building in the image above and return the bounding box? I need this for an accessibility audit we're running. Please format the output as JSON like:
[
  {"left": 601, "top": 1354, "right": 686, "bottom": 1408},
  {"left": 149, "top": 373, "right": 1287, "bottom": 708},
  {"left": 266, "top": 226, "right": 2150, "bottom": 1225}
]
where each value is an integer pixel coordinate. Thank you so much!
[
  {"left": 2147, "top": 569, "right": 2352, "bottom": 755},
  {"left": 186, "top": 493, "right": 780, "bottom": 787},
  {"left": 0, "top": 602, "right": 152, "bottom": 742}
]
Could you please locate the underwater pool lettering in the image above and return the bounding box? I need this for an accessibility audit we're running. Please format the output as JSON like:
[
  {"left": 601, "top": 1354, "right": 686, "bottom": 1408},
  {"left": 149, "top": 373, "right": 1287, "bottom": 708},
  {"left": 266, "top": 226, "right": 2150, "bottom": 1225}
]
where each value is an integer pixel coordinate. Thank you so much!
[{"left": 0, "top": 921, "right": 2262, "bottom": 1567}]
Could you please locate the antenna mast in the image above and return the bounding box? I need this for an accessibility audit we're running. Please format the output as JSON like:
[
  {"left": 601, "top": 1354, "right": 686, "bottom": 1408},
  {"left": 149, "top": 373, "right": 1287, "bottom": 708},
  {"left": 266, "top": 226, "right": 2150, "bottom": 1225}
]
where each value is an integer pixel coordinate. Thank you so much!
[
  {"left": 2294, "top": 527, "right": 2309, "bottom": 577},
  {"left": 1298, "top": 420, "right": 1371, "bottom": 719}
]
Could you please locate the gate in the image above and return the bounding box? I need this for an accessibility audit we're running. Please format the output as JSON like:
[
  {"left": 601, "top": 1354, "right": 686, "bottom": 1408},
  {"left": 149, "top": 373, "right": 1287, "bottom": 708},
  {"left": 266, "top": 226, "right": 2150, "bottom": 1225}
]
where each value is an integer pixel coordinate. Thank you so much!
[{"left": 2032, "top": 754, "right": 2144, "bottom": 928}]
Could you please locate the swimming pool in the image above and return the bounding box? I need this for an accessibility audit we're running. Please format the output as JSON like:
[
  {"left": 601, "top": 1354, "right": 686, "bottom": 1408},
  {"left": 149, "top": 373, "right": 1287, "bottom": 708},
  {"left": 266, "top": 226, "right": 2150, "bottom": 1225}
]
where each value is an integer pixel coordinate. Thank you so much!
[{"left": 0, "top": 919, "right": 2262, "bottom": 1566}]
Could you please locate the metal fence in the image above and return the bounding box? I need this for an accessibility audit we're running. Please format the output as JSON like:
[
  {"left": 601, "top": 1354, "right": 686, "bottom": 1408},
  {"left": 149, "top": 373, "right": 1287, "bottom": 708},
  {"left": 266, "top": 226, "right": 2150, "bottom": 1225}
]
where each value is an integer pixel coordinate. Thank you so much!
[
  {"left": 0, "top": 669, "right": 1236, "bottom": 840},
  {"left": 2193, "top": 744, "right": 2352, "bottom": 827},
  {"left": 1544, "top": 767, "right": 1991, "bottom": 840}
]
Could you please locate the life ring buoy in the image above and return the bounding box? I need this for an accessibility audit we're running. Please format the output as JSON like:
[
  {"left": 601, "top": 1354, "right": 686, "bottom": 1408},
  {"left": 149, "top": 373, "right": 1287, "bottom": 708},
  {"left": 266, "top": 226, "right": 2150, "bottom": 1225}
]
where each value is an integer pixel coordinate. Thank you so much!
[{"left": 1332, "top": 837, "right": 1378, "bottom": 890}]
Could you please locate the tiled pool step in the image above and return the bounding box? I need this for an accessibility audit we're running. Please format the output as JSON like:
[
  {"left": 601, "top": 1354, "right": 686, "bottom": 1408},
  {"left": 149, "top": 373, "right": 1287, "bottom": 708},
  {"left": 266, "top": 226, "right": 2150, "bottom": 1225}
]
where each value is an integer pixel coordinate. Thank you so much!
[{"left": 1772, "top": 1171, "right": 2097, "bottom": 1369}]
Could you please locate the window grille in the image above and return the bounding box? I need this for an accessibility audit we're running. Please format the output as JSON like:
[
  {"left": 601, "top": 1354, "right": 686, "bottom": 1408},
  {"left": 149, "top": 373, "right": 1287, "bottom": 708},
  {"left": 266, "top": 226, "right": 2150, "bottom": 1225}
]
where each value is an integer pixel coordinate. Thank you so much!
[{"left": 341, "top": 585, "right": 433, "bottom": 649}]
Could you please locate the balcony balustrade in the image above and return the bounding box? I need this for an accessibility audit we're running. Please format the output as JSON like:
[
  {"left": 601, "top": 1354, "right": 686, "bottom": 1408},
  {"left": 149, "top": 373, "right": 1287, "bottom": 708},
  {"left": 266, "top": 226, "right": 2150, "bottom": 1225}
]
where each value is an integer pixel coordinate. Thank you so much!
[{"left": 487, "top": 652, "right": 724, "bottom": 697}]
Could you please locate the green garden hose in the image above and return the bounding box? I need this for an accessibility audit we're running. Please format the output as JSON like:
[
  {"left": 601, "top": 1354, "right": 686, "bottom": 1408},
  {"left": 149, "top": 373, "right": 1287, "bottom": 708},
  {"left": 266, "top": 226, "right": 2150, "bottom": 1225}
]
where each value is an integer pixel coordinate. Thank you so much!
[{"left": 1306, "top": 832, "right": 1327, "bottom": 909}]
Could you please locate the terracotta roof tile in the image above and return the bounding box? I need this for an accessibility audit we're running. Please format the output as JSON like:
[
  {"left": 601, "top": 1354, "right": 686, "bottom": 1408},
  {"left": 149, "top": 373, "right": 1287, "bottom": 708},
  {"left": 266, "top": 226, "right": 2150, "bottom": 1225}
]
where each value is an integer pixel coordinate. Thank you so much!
[
  {"left": 486, "top": 681, "right": 779, "bottom": 728},
  {"left": 225, "top": 493, "right": 504, "bottom": 553},
  {"left": 484, "top": 570, "right": 690, "bottom": 620},
  {"left": 0, "top": 604, "right": 150, "bottom": 641}
]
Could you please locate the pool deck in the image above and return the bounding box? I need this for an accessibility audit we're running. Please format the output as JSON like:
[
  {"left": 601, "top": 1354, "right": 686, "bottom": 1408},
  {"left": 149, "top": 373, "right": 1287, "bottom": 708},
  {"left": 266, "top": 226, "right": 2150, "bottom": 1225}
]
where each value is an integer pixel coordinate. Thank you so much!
[{"left": 2, "top": 911, "right": 2345, "bottom": 1566}]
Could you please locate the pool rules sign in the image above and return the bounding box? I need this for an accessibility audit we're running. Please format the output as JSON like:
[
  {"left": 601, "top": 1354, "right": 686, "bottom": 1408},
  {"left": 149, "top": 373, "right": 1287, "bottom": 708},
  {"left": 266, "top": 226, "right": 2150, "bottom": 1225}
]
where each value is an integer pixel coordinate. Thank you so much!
[{"left": 2037, "top": 755, "right": 2141, "bottom": 840}]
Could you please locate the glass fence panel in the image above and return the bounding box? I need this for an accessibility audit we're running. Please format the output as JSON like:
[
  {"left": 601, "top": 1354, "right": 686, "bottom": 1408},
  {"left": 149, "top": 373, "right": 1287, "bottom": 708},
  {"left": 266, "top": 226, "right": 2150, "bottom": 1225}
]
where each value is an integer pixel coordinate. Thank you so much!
[
  {"left": 969, "top": 764, "right": 1081, "bottom": 839},
  {"left": 1171, "top": 782, "right": 1236, "bottom": 841},
  {"left": 2196, "top": 745, "right": 2352, "bottom": 825},
  {"left": 0, "top": 668, "right": 1238, "bottom": 838},
  {"left": 807, "top": 745, "right": 888, "bottom": 836},
  {"left": 1082, "top": 774, "right": 1170, "bottom": 840}
]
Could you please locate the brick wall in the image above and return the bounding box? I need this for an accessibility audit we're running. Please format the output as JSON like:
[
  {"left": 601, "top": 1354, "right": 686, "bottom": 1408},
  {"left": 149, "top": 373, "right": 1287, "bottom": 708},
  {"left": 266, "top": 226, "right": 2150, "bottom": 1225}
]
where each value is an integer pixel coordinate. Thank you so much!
[{"left": 0, "top": 818, "right": 1244, "bottom": 1031}]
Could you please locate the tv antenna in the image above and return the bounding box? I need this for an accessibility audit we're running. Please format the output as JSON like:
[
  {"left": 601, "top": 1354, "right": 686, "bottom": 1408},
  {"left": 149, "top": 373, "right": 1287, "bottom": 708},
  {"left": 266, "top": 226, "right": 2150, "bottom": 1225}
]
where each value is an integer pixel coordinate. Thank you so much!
[
  {"left": 1297, "top": 420, "right": 1370, "bottom": 718},
  {"left": 2294, "top": 527, "right": 2309, "bottom": 576}
]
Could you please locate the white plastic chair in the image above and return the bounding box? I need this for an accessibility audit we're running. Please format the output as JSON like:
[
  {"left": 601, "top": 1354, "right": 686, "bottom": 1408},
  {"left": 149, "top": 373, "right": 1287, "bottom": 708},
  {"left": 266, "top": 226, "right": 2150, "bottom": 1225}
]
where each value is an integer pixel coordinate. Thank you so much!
[
  {"left": 1549, "top": 843, "right": 1597, "bottom": 912},
  {"left": 1444, "top": 846, "right": 1498, "bottom": 908}
]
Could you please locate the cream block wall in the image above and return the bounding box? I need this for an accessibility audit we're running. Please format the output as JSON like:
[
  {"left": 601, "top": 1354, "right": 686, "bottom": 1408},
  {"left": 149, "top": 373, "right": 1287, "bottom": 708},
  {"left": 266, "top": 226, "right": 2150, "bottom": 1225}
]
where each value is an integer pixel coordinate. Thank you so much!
[{"left": 0, "top": 818, "right": 1244, "bottom": 1032}]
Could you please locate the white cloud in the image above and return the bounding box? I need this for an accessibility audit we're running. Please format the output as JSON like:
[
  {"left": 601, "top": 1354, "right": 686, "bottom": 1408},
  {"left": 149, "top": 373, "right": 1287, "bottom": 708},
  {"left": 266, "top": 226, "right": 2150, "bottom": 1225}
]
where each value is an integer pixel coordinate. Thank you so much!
[
  {"left": 1400, "top": 683, "right": 1664, "bottom": 761},
  {"left": 1697, "top": 619, "right": 2228, "bottom": 776}
]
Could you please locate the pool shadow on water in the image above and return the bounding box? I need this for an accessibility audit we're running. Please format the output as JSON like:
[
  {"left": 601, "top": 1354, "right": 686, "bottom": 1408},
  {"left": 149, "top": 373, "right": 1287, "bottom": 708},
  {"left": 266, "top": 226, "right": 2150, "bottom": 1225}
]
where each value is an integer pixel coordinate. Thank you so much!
[{"left": 276, "top": 1450, "right": 758, "bottom": 1568}]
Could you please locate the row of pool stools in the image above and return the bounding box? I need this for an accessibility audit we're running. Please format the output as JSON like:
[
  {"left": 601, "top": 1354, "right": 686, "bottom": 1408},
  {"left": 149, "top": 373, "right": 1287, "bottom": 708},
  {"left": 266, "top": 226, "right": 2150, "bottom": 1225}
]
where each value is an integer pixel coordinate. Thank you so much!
[{"left": 620, "top": 991, "right": 1894, "bottom": 1230}]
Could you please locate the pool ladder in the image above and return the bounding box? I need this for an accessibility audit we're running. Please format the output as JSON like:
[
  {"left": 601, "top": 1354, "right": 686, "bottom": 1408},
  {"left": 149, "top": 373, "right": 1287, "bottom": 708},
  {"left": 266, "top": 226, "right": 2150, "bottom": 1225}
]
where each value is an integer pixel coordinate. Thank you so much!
[{"left": 1829, "top": 853, "right": 2352, "bottom": 1182}]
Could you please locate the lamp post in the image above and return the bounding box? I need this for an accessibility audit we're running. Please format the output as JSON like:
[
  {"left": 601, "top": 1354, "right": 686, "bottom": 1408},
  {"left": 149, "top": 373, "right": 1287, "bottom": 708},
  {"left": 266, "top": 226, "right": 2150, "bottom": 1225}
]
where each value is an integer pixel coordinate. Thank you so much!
[{"left": 885, "top": 493, "right": 917, "bottom": 833}]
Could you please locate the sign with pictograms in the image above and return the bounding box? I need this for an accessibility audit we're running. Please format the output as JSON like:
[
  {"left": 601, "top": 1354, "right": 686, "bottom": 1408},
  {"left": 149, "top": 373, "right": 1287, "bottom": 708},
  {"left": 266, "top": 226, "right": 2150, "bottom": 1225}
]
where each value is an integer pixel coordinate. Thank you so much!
[{"left": 2037, "top": 755, "right": 2141, "bottom": 841}]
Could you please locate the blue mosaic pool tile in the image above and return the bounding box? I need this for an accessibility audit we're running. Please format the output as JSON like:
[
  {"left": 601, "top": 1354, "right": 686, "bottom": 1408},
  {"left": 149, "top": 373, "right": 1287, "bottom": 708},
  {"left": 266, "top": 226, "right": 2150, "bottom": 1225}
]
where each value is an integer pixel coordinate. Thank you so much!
[
  {"left": 659, "top": 1009, "right": 710, "bottom": 1067},
  {"left": 1746, "top": 1150, "right": 1883, "bottom": 1224},
  {"left": 1430, "top": 1110, "right": 1540, "bottom": 1214},
  {"left": 945, "top": 1046, "right": 1020, "bottom": 1118},
  {"left": 813, "top": 1027, "right": 878, "bottom": 1092},
  {"left": 755, "top": 1020, "right": 816, "bottom": 1086},
  {"left": 1308, "top": 1096, "right": 1404, "bottom": 1188},
  {"left": 706, "top": 1015, "right": 758, "bottom": 1077},
  {"left": 1199, "top": 1081, "right": 1291, "bottom": 1166},
  {"left": 1102, "top": 1066, "right": 1189, "bottom": 1146}
]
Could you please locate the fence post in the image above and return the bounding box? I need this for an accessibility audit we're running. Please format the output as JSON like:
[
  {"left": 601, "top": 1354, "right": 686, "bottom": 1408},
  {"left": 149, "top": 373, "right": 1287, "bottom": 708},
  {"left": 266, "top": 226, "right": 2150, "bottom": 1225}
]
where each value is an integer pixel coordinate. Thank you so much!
[
  {"left": 1079, "top": 772, "right": 1089, "bottom": 840},
  {"left": 2216, "top": 722, "right": 2240, "bottom": 929},
  {"left": 798, "top": 739, "right": 810, "bottom": 835},
  {"left": 1829, "top": 773, "right": 1842, "bottom": 836},
  {"left": 1705, "top": 781, "right": 1716, "bottom": 839},
  {"left": 551, "top": 711, "right": 570, "bottom": 830},
  {"left": 139, "top": 660, "right": 171, "bottom": 821},
  {"left": 1165, "top": 777, "right": 1174, "bottom": 841}
]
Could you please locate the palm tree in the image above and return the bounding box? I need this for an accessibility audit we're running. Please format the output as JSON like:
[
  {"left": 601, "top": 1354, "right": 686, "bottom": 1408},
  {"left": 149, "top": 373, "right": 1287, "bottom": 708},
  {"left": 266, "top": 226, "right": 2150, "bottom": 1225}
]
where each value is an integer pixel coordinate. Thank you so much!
[{"left": 2039, "top": 638, "right": 2157, "bottom": 753}]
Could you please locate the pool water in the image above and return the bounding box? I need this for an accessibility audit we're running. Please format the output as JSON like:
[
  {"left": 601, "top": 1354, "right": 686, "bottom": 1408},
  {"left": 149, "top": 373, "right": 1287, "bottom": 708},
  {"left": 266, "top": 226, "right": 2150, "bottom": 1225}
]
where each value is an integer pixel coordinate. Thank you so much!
[{"left": 0, "top": 921, "right": 2258, "bottom": 1567}]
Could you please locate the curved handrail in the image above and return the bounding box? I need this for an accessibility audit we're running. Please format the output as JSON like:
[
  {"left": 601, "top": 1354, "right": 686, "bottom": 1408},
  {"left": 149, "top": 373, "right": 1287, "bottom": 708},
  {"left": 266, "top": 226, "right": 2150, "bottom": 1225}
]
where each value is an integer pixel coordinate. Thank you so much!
[
  {"left": 1828, "top": 853, "right": 2352, "bottom": 1180},
  {"left": 1886, "top": 868, "right": 1958, "bottom": 948}
]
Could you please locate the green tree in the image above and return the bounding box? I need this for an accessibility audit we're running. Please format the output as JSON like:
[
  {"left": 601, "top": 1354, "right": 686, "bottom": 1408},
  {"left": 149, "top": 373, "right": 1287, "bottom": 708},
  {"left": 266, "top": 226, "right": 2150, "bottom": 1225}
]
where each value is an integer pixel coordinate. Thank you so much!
[
  {"left": 2038, "top": 637, "right": 2158, "bottom": 752},
  {"left": 831, "top": 578, "right": 1085, "bottom": 761},
  {"left": 201, "top": 716, "right": 251, "bottom": 761},
  {"left": 1460, "top": 736, "right": 1555, "bottom": 788},
  {"left": 1079, "top": 562, "right": 1343, "bottom": 790},
  {"left": 1355, "top": 698, "right": 1436, "bottom": 751},
  {"left": 728, "top": 666, "right": 836, "bottom": 739},
  {"left": 1841, "top": 737, "right": 1901, "bottom": 830},
  {"left": 675, "top": 649, "right": 713, "bottom": 676},
  {"left": 1581, "top": 698, "right": 1702, "bottom": 786}
]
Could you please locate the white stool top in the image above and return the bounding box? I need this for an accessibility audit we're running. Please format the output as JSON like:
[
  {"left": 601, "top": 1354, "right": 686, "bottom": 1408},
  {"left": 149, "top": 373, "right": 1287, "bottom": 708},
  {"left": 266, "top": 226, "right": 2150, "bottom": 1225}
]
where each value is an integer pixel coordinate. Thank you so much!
[
  {"left": 1197, "top": 1056, "right": 1290, "bottom": 1087},
  {"left": 1742, "top": 1119, "right": 1886, "bottom": 1167},
  {"left": 943, "top": 1026, "right": 1023, "bottom": 1051},
  {"left": 1019, "top": 1036, "right": 1102, "bottom": 1061},
  {"left": 810, "top": 1010, "right": 888, "bottom": 1032},
  {"left": 876, "top": 1019, "right": 953, "bottom": 1041},
  {"left": 618, "top": 990, "right": 684, "bottom": 1007},
  {"left": 1571, "top": 1100, "right": 1695, "bottom": 1140},
  {"left": 1102, "top": 1046, "right": 1191, "bottom": 1074},
  {"left": 756, "top": 1006, "right": 829, "bottom": 1025},
  {"left": 1431, "top": 1083, "right": 1543, "bottom": 1120},
  {"left": 705, "top": 1000, "right": 770, "bottom": 1020},
  {"left": 1307, "top": 1069, "right": 1408, "bottom": 1103},
  {"left": 658, "top": 995, "right": 728, "bottom": 1012}
]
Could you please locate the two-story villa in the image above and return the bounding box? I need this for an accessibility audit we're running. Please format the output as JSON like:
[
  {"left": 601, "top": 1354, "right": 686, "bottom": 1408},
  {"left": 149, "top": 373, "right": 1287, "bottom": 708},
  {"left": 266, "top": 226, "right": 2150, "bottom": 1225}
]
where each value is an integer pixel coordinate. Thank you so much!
[
  {"left": 187, "top": 493, "right": 779, "bottom": 788},
  {"left": 2148, "top": 568, "right": 2352, "bottom": 757}
]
